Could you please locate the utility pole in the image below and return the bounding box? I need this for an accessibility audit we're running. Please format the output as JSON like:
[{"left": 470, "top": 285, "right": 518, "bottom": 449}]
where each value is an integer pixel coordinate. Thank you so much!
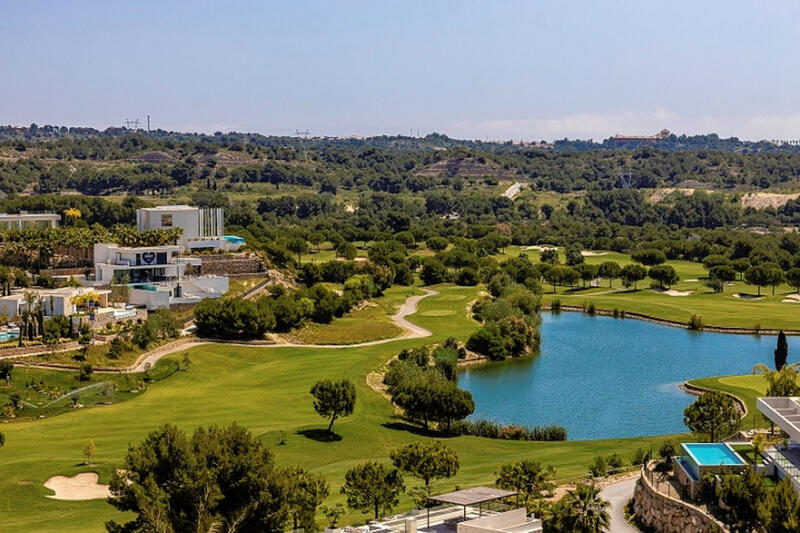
[{"left": 147, "top": 115, "right": 150, "bottom": 132}]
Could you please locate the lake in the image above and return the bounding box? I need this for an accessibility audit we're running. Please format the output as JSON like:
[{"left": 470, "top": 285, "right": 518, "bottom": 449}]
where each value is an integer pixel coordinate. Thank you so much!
[{"left": 457, "top": 312, "right": 800, "bottom": 440}]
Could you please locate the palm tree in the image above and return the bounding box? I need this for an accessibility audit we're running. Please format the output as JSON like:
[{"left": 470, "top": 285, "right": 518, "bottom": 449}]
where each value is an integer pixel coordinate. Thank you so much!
[
  {"left": 554, "top": 482, "right": 610, "bottom": 533},
  {"left": 753, "top": 363, "right": 800, "bottom": 397}
]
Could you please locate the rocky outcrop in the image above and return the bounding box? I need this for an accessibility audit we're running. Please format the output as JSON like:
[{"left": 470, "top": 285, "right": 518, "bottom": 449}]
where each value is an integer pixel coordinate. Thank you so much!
[{"left": 633, "top": 465, "right": 727, "bottom": 533}]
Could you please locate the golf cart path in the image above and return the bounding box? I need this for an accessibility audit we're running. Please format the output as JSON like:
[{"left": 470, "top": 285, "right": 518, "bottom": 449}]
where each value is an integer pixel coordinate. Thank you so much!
[
  {"left": 20, "top": 289, "right": 437, "bottom": 374},
  {"left": 599, "top": 477, "right": 639, "bottom": 532}
]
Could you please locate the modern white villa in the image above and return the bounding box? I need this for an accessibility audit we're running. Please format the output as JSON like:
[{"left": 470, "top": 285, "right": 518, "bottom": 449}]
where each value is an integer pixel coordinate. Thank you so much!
[
  {"left": 136, "top": 205, "right": 244, "bottom": 252},
  {"left": 93, "top": 242, "right": 228, "bottom": 310},
  {"left": 0, "top": 212, "right": 60, "bottom": 230},
  {"left": 757, "top": 396, "right": 800, "bottom": 492},
  {"left": 0, "top": 286, "right": 110, "bottom": 319}
]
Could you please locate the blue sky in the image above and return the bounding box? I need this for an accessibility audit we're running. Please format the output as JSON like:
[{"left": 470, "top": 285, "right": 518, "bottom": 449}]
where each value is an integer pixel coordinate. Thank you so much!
[{"left": 2, "top": 1, "right": 799, "bottom": 140}]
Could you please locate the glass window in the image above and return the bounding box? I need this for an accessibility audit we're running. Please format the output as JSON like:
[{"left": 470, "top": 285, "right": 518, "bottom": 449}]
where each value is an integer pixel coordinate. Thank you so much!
[{"left": 161, "top": 214, "right": 173, "bottom": 227}]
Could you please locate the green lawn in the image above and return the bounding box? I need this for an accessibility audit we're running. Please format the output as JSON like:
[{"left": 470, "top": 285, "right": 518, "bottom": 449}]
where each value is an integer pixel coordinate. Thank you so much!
[
  {"left": 689, "top": 374, "right": 770, "bottom": 431},
  {"left": 285, "top": 285, "right": 420, "bottom": 344},
  {"left": 495, "top": 246, "right": 800, "bottom": 330},
  {"left": 0, "top": 284, "right": 676, "bottom": 532}
]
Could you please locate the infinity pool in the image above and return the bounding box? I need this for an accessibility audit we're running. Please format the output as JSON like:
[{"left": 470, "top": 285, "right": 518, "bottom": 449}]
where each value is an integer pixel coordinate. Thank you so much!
[{"left": 458, "top": 312, "right": 800, "bottom": 440}]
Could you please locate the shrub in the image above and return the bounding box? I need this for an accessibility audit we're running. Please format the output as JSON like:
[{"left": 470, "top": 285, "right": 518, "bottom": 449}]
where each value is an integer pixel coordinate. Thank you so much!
[
  {"left": 589, "top": 455, "right": 607, "bottom": 477},
  {"left": 688, "top": 314, "right": 704, "bottom": 330},
  {"left": 631, "top": 447, "right": 651, "bottom": 466},
  {"left": 586, "top": 302, "right": 596, "bottom": 315},
  {"left": 606, "top": 452, "right": 625, "bottom": 474},
  {"left": 78, "top": 364, "right": 93, "bottom": 382},
  {"left": 449, "top": 420, "right": 567, "bottom": 441},
  {"left": 550, "top": 298, "right": 561, "bottom": 312}
]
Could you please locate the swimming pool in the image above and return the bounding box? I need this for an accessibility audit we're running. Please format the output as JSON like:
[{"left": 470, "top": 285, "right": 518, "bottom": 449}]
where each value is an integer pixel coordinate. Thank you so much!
[
  {"left": 223, "top": 235, "right": 245, "bottom": 245},
  {"left": 684, "top": 443, "right": 746, "bottom": 466},
  {"left": 679, "top": 443, "right": 746, "bottom": 482},
  {"left": 132, "top": 284, "right": 158, "bottom": 292},
  {"left": 0, "top": 331, "right": 19, "bottom": 343}
]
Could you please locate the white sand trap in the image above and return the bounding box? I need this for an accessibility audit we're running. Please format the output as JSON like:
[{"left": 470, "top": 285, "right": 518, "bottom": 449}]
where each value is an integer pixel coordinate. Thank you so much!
[
  {"left": 44, "top": 472, "right": 110, "bottom": 500},
  {"left": 581, "top": 251, "right": 608, "bottom": 256},
  {"left": 733, "top": 293, "right": 764, "bottom": 300},
  {"left": 684, "top": 278, "right": 699, "bottom": 282},
  {"left": 652, "top": 288, "right": 693, "bottom": 296},
  {"left": 782, "top": 294, "right": 800, "bottom": 303},
  {"left": 523, "top": 245, "right": 557, "bottom": 252}
]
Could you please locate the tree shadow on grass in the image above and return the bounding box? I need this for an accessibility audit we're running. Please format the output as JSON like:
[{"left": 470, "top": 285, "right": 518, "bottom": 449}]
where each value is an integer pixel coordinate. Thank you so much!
[
  {"left": 381, "top": 421, "right": 448, "bottom": 438},
  {"left": 295, "top": 429, "right": 342, "bottom": 442}
]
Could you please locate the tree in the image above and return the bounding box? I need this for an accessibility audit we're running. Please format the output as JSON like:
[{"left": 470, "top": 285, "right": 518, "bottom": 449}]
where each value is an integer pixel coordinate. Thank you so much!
[
  {"left": 648, "top": 264, "right": 679, "bottom": 289},
  {"left": 78, "top": 363, "right": 93, "bottom": 381},
  {"left": 0, "top": 432, "right": 4, "bottom": 447},
  {"left": 753, "top": 363, "right": 800, "bottom": 397},
  {"left": 719, "top": 467, "right": 768, "bottom": 533},
  {"left": 495, "top": 460, "right": 555, "bottom": 508},
  {"left": 620, "top": 263, "right": 647, "bottom": 290},
  {"left": 420, "top": 258, "right": 447, "bottom": 285},
  {"left": 341, "top": 461, "right": 404, "bottom": 520},
  {"left": 745, "top": 265, "right": 772, "bottom": 296},
  {"left": 283, "top": 466, "right": 329, "bottom": 532},
  {"left": 390, "top": 441, "right": 459, "bottom": 488},
  {"left": 775, "top": 330, "right": 789, "bottom": 370},
  {"left": 708, "top": 265, "right": 736, "bottom": 291},
  {"left": 320, "top": 503, "right": 346, "bottom": 529},
  {"left": 42, "top": 318, "right": 61, "bottom": 352},
  {"left": 565, "top": 245, "right": 584, "bottom": 266},
  {"left": 631, "top": 248, "right": 666, "bottom": 266},
  {"left": 287, "top": 237, "right": 309, "bottom": 263},
  {"left": 0, "top": 361, "right": 13, "bottom": 385},
  {"left": 83, "top": 439, "right": 96, "bottom": 465},
  {"left": 658, "top": 440, "right": 677, "bottom": 465},
  {"left": 597, "top": 261, "right": 621, "bottom": 288},
  {"left": 107, "top": 423, "right": 290, "bottom": 533},
  {"left": 426, "top": 237, "right": 448, "bottom": 252},
  {"left": 576, "top": 263, "right": 599, "bottom": 289},
  {"left": 786, "top": 267, "right": 800, "bottom": 293},
  {"left": 766, "top": 477, "right": 800, "bottom": 533},
  {"left": 551, "top": 482, "right": 610, "bottom": 533},
  {"left": 107, "top": 336, "right": 125, "bottom": 359},
  {"left": 731, "top": 258, "right": 751, "bottom": 281},
  {"left": 310, "top": 379, "right": 356, "bottom": 433},
  {"left": 540, "top": 248, "right": 559, "bottom": 264},
  {"left": 335, "top": 241, "right": 357, "bottom": 260},
  {"left": 77, "top": 323, "right": 93, "bottom": 359},
  {"left": 683, "top": 391, "right": 741, "bottom": 441}
]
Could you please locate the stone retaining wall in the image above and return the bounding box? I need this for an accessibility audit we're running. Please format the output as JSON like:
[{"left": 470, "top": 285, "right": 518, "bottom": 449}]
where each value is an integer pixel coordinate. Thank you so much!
[
  {"left": 633, "top": 463, "right": 727, "bottom": 533},
  {"left": 198, "top": 254, "right": 265, "bottom": 275}
]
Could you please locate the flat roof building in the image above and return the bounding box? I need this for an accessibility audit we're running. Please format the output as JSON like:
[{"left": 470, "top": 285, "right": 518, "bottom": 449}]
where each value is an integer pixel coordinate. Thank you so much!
[
  {"left": 0, "top": 212, "right": 60, "bottom": 230},
  {"left": 136, "top": 205, "right": 242, "bottom": 252}
]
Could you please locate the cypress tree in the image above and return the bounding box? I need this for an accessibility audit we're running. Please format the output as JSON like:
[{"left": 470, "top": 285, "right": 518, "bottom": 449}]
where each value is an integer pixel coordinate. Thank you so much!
[{"left": 775, "top": 330, "right": 788, "bottom": 370}]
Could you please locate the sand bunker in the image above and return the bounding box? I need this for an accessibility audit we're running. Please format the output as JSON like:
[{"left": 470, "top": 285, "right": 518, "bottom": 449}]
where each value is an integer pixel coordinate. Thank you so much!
[
  {"left": 44, "top": 472, "right": 110, "bottom": 500},
  {"left": 733, "top": 293, "right": 764, "bottom": 300},
  {"left": 523, "top": 245, "right": 557, "bottom": 252},
  {"left": 652, "top": 288, "right": 693, "bottom": 296},
  {"left": 782, "top": 294, "right": 800, "bottom": 303},
  {"left": 581, "top": 251, "right": 608, "bottom": 256}
]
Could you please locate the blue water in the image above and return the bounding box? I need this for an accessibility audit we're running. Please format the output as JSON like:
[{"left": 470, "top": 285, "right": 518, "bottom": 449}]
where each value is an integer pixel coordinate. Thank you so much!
[
  {"left": 223, "top": 235, "right": 245, "bottom": 245},
  {"left": 0, "top": 331, "right": 19, "bottom": 343},
  {"left": 458, "top": 312, "right": 800, "bottom": 440},
  {"left": 133, "top": 284, "right": 158, "bottom": 292},
  {"left": 684, "top": 443, "right": 744, "bottom": 466}
]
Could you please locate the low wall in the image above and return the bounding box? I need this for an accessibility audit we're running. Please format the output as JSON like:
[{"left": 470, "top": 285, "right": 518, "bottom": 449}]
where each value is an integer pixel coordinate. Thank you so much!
[
  {"left": 198, "top": 254, "right": 265, "bottom": 276},
  {"left": 633, "top": 463, "right": 727, "bottom": 533}
]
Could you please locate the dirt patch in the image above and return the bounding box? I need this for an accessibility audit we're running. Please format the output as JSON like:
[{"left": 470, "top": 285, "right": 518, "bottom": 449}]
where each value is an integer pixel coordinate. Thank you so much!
[
  {"left": 649, "top": 187, "right": 695, "bottom": 203},
  {"left": 733, "top": 293, "right": 765, "bottom": 300},
  {"left": 740, "top": 192, "right": 800, "bottom": 209},
  {"left": 44, "top": 472, "right": 110, "bottom": 500}
]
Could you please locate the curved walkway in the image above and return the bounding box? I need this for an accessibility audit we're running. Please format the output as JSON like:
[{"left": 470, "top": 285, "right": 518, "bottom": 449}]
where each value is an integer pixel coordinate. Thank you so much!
[
  {"left": 20, "top": 289, "right": 437, "bottom": 374},
  {"left": 599, "top": 477, "right": 639, "bottom": 532}
]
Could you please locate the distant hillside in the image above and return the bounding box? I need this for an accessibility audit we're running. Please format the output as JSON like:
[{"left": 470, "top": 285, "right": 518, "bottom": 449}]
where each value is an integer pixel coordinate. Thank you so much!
[{"left": 415, "top": 156, "right": 518, "bottom": 180}]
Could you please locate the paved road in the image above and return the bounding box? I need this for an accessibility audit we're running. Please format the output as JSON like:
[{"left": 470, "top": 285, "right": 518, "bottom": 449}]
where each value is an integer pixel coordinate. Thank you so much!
[
  {"left": 599, "top": 477, "right": 639, "bottom": 532},
  {"left": 18, "top": 289, "right": 438, "bottom": 374}
]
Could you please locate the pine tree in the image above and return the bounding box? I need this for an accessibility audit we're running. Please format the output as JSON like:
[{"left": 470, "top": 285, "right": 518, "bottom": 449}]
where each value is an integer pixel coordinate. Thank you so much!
[{"left": 775, "top": 330, "right": 789, "bottom": 370}]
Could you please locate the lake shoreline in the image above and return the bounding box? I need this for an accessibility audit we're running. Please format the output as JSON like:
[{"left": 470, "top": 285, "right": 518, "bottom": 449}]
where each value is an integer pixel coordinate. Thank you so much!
[{"left": 543, "top": 305, "right": 798, "bottom": 336}]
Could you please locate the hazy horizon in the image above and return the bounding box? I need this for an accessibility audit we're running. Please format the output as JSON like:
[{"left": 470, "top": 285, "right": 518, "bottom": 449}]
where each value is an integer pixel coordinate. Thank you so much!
[{"left": 3, "top": 1, "right": 800, "bottom": 141}]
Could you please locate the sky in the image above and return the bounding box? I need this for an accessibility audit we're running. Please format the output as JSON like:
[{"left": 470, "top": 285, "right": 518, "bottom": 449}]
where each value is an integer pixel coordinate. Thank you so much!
[{"left": 2, "top": 0, "right": 800, "bottom": 141}]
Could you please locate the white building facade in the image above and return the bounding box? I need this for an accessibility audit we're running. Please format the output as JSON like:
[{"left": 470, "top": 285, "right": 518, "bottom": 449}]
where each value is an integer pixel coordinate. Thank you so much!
[{"left": 136, "top": 205, "right": 242, "bottom": 252}]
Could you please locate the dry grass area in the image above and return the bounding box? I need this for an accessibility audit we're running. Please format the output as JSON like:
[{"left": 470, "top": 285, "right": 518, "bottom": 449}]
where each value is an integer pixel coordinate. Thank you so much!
[{"left": 739, "top": 192, "right": 800, "bottom": 209}]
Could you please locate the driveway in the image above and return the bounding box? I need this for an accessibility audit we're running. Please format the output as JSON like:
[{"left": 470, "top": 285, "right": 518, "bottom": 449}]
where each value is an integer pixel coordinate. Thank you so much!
[{"left": 599, "top": 477, "right": 639, "bottom": 532}]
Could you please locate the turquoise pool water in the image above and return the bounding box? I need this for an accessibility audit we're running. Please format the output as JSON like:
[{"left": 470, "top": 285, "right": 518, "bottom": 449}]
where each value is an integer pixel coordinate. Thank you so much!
[
  {"left": 0, "top": 331, "right": 19, "bottom": 343},
  {"left": 133, "top": 284, "right": 158, "bottom": 292},
  {"left": 223, "top": 235, "right": 245, "bottom": 245},
  {"left": 458, "top": 312, "right": 800, "bottom": 440},
  {"left": 684, "top": 443, "right": 745, "bottom": 466}
]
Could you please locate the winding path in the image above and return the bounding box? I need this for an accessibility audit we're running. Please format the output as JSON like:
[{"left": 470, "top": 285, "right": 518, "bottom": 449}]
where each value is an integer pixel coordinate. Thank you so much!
[
  {"left": 18, "top": 289, "right": 437, "bottom": 374},
  {"left": 599, "top": 477, "right": 639, "bottom": 532}
]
